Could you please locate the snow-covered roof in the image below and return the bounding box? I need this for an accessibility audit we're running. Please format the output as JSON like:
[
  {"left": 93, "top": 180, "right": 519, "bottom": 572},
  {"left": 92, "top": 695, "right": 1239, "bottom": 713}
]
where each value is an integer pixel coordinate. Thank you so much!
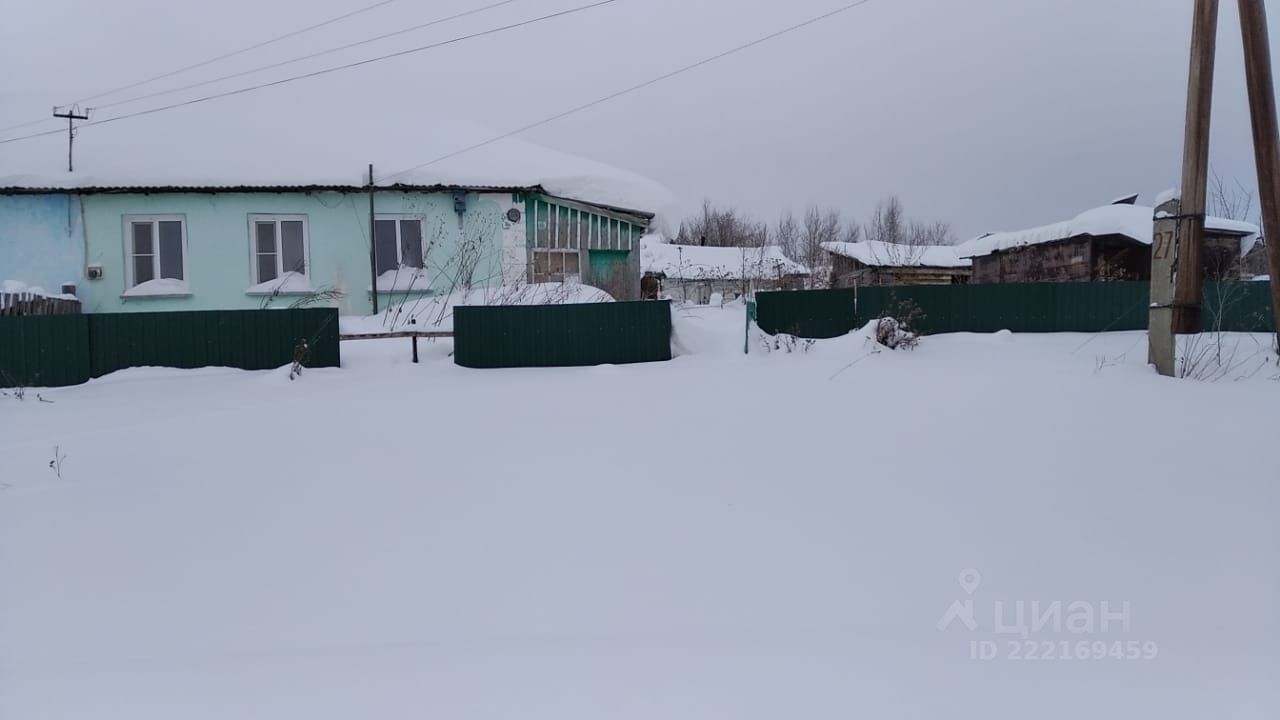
[
  {"left": 821, "top": 241, "right": 971, "bottom": 269},
  {"left": 640, "top": 237, "right": 808, "bottom": 280},
  {"left": 960, "top": 203, "right": 1261, "bottom": 259},
  {"left": 0, "top": 82, "right": 676, "bottom": 220}
]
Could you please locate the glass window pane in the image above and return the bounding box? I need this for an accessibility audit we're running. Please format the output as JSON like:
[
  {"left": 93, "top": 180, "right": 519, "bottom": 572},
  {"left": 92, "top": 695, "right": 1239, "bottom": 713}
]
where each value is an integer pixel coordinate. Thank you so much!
[
  {"left": 281, "top": 220, "right": 306, "bottom": 275},
  {"left": 255, "top": 221, "right": 276, "bottom": 253},
  {"left": 564, "top": 251, "right": 580, "bottom": 276},
  {"left": 158, "top": 221, "right": 183, "bottom": 280},
  {"left": 374, "top": 219, "right": 399, "bottom": 274},
  {"left": 533, "top": 251, "right": 550, "bottom": 282},
  {"left": 132, "top": 222, "right": 153, "bottom": 254},
  {"left": 257, "top": 254, "right": 277, "bottom": 283},
  {"left": 133, "top": 254, "right": 155, "bottom": 285},
  {"left": 400, "top": 219, "right": 423, "bottom": 269}
]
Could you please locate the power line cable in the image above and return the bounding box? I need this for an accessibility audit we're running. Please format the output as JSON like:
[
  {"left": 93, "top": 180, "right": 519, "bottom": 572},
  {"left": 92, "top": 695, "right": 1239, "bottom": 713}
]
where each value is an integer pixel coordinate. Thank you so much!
[
  {"left": 94, "top": 0, "right": 526, "bottom": 112},
  {"left": 0, "top": 0, "right": 620, "bottom": 147},
  {"left": 76, "top": 0, "right": 401, "bottom": 105},
  {"left": 0, "top": 0, "right": 398, "bottom": 135},
  {"left": 382, "top": 0, "right": 875, "bottom": 181}
]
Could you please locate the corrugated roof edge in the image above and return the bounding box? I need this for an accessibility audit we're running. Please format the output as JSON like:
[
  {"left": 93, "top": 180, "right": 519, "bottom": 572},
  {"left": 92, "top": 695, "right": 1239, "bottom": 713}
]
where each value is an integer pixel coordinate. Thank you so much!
[{"left": 0, "top": 183, "right": 656, "bottom": 219}]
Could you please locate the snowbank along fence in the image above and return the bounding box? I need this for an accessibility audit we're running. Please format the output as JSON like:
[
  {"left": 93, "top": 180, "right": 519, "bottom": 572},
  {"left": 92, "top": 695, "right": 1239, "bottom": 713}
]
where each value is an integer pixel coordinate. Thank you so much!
[
  {"left": 0, "top": 308, "right": 340, "bottom": 388},
  {"left": 754, "top": 281, "right": 1275, "bottom": 338},
  {"left": 454, "top": 300, "right": 673, "bottom": 369}
]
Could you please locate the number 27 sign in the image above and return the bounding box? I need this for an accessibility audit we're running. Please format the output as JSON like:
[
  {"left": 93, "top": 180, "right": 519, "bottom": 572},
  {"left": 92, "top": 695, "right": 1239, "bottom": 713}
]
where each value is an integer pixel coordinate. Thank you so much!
[{"left": 1152, "top": 230, "right": 1175, "bottom": 261}]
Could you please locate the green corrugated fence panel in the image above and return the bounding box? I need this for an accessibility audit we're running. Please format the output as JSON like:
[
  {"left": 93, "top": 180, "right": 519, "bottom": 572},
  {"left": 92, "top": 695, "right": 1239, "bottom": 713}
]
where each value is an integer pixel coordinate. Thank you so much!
[
  {"left": 86, "top": 309, "right": 340, "bottom": 378},
  {"left": 0, "top": 315, "right": 91, "bottom": 388},
  {"left": 755, "top": 282, "right": 1273, "bottom": 338},
  {"left": 754, "top": 288, "right": 859, "bottom": 339},
  {"left": 1205, "top": 281, "right": 1275, "bottom": 333},
  {"left": 454, "top": 300, "right": 673, "bottom": 369},
  {"left": 0, "top": 309, "right": 340, "bottom": 388}
]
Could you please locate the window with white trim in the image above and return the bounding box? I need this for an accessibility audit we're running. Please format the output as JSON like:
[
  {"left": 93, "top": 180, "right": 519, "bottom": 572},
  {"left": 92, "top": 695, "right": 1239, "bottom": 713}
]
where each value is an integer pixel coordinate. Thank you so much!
[
  {"left": 373, "top": 215, "right": 425, "bottom": 275},
  {"left": 125, "top": 215, "right": 187, "bottom": 288},
  {"left": 249, "top": 215, "right": 309, "bottom": 283}
]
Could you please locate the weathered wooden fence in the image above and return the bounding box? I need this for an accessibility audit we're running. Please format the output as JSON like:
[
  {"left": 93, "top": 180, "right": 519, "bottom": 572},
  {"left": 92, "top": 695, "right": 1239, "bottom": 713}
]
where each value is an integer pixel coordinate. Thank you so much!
[
  {"left": 0, "top": 292, "right": 82, "bottom": 317},
  {"left": 755, "top": 282, "right": 1275, "bottom": 338},
  {"left": 454, "top": 300, "right": 672, "bottom": 368},
  {"left": 0, "top": 308, "right": 340, "bottom": 388}
]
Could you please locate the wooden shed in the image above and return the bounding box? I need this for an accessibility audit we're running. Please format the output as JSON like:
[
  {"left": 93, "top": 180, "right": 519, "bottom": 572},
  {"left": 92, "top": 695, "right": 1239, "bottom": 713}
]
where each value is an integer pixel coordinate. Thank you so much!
[
  {"left": 822, "top": 241, "right": 971, "bottom": 288},
  {"left": 961, "top": 201, "right": 1261, "bottom": 283}
]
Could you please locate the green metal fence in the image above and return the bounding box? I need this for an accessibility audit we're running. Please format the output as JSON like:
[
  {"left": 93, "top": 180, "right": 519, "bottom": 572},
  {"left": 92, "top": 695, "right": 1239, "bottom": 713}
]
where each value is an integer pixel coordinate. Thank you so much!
[
  {"left": 454, "top": 300, "right": 673, "bottom": 369},
  {"left": 0, "top": 315, "right": 92, "bottom": 388},
  {"left": 756, "top": 282, "right": 1274, "bottom": 337},
  {"left": 88, "top": 309, "right": 340, "bottom": 378},
  {"left": 0, "top": 308, "right": 340, "bottom": 389}
]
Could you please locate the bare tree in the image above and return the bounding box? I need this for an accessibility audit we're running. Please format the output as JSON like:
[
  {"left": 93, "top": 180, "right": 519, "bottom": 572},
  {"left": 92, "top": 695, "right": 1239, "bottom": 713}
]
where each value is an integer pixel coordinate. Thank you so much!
[
  {"left": 861, "top": 195, "right": 958, "bottom": 265},
  {"left": 908, "top": 220, "right": 956, "bottom": 246},
  {"left": 775, "top": 209, "right": 801, "bottom": 262},
  {"left": 677, "top": 200, "right": 768, "bottom": 247},
  {"left": 840, "top": 221, "right": 862, "bottom": 245},
  {"left": 1209, "top": 169, "right": 1255, "bottom": 222},
  {"left": 801, "top": 205, "right": 841, "bottom": 287},
  {"left": 865, "top": 196, "right": 908, "bottom": 246}
]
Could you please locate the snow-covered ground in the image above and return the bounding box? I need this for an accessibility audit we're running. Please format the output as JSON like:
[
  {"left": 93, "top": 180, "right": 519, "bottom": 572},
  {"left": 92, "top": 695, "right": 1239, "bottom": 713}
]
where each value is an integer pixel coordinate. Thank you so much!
[{"left": 2, "top": 305, "right": 1278, "bottom": 720}]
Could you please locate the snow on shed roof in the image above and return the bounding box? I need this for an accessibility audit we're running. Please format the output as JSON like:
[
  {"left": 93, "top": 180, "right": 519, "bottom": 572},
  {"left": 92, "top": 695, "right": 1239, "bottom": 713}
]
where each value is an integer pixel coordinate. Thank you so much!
[
  {"left": 960, "top": 203, "right": 1261, "bottom": 259},
  {"left": 640, "top": 237, "right": 808, "bottom": 280},
  {"left": 821, "top": 241, "right": 971, "bottom": 269},
  {"left": 0, "top": 82, "right": 676, "bottom": 220}
]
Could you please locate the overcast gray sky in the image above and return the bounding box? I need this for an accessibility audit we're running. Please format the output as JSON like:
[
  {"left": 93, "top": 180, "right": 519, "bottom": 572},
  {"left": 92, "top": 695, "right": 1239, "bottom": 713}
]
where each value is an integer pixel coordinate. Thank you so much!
[{"left": 2, "top": 0, "right": 1277, "bottom": 239}]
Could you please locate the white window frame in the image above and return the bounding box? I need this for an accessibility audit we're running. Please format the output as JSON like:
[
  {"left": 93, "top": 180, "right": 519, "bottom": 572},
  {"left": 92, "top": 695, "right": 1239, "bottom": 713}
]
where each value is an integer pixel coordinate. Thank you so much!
[
  {"left": 122, "top": 214, "right": 189, "bottom": 289},
  {"left": 247, "top": 214, "right": 311, "bottom": 284},
  {"left": 373, "top": 214, "right": 427, "bottom": 270}
]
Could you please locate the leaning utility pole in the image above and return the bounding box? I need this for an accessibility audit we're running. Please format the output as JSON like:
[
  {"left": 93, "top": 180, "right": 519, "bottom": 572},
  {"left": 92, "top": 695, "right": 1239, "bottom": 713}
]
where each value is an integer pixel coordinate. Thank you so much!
[
  {"left": 51, "top": 106, "right": 90, "bottom": 173},
  {"left": 1172, "top": 0, "right": 1221, "bottom": 335},
  {"left": 1236, "top": 0, "right": 1280, "bottom": 351}
]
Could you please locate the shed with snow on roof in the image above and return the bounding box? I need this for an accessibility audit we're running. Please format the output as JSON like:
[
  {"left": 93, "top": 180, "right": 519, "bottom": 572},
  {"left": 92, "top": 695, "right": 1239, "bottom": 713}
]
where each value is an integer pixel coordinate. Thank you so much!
[
  {"left": 639, "top": 238, "right": 809, "bottom": 303},
  {"left": 822, "top": 241, "right": 971, "bottom": 288},
  {"left": 959, "top": 198, "right": 1260, "bottom": 284}
]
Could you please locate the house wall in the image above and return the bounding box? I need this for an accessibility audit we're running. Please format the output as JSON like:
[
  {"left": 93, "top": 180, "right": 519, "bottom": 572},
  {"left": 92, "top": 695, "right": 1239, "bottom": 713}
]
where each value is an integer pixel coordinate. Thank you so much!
[
  {"left": 79, "top": 191, "right": 522, "bottom": 314},
  {"left": 971, "top": 237, "right": 1096, "bottom": 284},
  {"left": 0, "top": 194, "right": 85, "bottom": 297},
  {"left": 523, "top": 195, "right": 645, "bottom": 300},
  {"left": 972, "top": 234, "right": 1248, "bottom": 284}
]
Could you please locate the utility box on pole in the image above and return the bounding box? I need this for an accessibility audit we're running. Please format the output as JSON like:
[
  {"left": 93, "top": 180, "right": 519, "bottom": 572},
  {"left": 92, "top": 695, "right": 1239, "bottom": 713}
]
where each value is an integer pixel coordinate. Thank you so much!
[{"left": 1149, "top": 196, "right": 1182, "bottom": 376}]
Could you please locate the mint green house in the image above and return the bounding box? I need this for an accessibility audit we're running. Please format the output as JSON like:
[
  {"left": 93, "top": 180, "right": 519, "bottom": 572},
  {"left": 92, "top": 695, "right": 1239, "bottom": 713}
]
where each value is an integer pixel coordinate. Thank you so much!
[
  {"left": 0, "top": 104, "right": 668, "bottom": 315},
  {"left": 0, "top": 186, "right": 652, "bottom": 315}
]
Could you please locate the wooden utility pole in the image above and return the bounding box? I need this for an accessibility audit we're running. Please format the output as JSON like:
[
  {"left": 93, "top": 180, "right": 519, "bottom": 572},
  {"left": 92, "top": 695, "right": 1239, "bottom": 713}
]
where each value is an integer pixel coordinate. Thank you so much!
[
  {"left": 1237, "top": 0, "right": 1280, "bottom": 350},
  {"left": 1172, "top": 0, "right": 1221, "bottom": 334},
  {"left": 368, "top": 163, "right": 379, "bottom": 315},
  {"left": 51, "top": 106, "right": 90, "bottom": 173}
]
